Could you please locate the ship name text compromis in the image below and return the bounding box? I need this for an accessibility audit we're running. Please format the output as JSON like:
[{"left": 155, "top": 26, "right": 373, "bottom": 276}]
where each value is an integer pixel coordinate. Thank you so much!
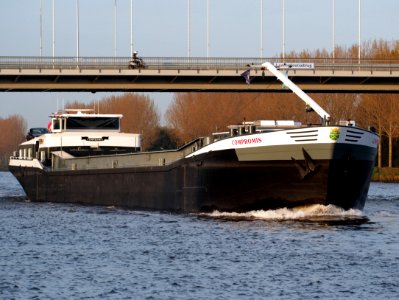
[{"left": 232, "top": 137, "right": 262, "bottom": 146}]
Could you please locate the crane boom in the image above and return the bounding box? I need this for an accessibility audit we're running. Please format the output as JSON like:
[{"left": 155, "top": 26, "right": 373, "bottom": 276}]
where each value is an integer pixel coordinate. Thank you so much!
[{"left": 261, "top": 62, "right": 331, "bottom": 123}]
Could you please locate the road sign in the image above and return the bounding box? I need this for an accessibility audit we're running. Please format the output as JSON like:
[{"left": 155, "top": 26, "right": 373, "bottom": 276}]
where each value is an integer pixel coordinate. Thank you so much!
[{"left": 273, "top": 62, "right": 315, "bottom": 69}]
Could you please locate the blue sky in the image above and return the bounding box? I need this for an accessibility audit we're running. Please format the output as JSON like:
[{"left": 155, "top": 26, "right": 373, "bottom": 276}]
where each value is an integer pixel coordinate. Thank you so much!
[{"left": 1, "top": 0, "right": 398, "bottom": 127}]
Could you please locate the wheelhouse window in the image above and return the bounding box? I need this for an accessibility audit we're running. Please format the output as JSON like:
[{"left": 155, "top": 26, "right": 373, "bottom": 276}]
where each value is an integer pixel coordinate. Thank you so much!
[
  {"left": 66, "top": 117, "right": 120, "bottom": 130},
  {"left": 53, "top": 119, "right": 61, "bottom": 130}
]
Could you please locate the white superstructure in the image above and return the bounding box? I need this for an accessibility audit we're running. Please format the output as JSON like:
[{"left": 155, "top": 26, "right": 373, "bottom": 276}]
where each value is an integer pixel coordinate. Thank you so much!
[{"left": 9, "top": 109, "right": 142, "bottom": 169}]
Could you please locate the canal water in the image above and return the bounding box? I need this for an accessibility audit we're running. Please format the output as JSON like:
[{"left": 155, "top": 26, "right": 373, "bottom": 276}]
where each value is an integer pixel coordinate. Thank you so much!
[{"left": 1, "top": 171, "right": 398, "bottom": 299}]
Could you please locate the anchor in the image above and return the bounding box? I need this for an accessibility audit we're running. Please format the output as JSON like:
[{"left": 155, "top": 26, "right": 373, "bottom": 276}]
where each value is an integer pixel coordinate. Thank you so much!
[{"left": 291, "top": 148, "right": 321, "bottom": 179}]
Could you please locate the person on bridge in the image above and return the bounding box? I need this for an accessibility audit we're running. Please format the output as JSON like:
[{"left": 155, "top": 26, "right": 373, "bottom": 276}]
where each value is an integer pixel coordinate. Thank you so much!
[{"left": 129, "top": 51, "right": 145, "bottom": 69}]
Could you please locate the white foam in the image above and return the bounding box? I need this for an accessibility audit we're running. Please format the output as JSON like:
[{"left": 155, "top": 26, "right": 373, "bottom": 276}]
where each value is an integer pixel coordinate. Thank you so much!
[{"left": 204, "top": 204, "right": 363, "bottom": 221}]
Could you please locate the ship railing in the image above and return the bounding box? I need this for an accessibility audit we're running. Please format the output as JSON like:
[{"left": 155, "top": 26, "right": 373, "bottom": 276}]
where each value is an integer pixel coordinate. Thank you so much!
[{"left": 9, "top": 155, "right": 35, "bottom": 161}]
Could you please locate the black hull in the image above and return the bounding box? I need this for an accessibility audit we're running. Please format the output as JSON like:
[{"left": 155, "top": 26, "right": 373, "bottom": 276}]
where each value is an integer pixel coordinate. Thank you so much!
[{"left": 9, "top": 143, "right": 376, "bottom": 213}]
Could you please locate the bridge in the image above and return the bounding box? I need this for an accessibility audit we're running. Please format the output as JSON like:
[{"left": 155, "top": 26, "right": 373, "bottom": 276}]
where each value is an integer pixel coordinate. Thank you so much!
[{"left": 1, "top": 56, "right": 399, "bottom": 93}]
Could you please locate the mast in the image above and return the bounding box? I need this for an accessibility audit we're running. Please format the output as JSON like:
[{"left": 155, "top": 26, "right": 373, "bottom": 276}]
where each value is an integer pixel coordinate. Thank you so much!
[{"left": 261, "top": 62, "right": 331, "bottom": 124}]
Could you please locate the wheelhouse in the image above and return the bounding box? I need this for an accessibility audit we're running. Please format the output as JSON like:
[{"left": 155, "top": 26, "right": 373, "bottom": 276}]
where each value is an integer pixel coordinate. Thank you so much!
[
  {"left": 49, "top": 109, "right": 122, "bottom": 133},
  {"left": 11, "top": 109, "right": 142, "bottom": 168}
]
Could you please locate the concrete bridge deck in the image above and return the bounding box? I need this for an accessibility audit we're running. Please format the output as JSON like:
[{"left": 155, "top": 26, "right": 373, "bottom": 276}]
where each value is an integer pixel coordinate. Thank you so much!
[{"left": 1, "top": 57, "right": 398, "bottom": 93}]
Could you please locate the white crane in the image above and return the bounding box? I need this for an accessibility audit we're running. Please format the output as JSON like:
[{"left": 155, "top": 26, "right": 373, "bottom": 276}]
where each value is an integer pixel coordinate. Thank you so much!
[{"left": 261, "top": 62, "right": 331, "bottom": 125}]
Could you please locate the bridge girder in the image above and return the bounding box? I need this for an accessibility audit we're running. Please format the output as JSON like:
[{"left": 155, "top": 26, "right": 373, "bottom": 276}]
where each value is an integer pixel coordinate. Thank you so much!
[{"left": 0, "top": 67, "right": 399, "bottom": 93}]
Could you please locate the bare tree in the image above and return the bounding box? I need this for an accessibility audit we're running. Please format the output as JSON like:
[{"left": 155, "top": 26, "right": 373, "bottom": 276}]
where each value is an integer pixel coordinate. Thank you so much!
[
  {"left": 0, "top": 115, "right": 27, "bottom": 168},
  {"left": 356, "top": 94, "right": 385, "bottom": 168},
  {"left": 314, "top": 93, "right": 360, "bottom": 125},
  {"left": 166, "top": 92, "right": 320, "bottom": 145},
  {"left": 380, "top": 94, "right": 399, "bottom": 167}
]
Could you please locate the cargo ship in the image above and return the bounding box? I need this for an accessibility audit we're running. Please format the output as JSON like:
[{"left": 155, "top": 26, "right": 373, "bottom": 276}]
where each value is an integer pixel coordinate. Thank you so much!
[{"left": 8, "top": 62, "right": 379, "bottom": 212}]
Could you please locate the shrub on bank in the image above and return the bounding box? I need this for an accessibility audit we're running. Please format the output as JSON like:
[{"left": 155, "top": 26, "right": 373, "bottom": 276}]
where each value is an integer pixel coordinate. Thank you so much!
[{"left": 373, "top": 167, "right": 399, "bottom": 182}]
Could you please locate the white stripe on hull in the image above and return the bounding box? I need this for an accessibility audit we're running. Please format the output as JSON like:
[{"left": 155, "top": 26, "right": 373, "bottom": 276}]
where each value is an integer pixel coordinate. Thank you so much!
[{"left": 187, "top": 126, "right": 378, "bottom": 158}]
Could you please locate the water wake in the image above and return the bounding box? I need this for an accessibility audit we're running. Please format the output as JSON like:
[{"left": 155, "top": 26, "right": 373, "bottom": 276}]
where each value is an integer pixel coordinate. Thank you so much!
[{"left": 204, "top": 204, "right": 364, "bottom": 221}]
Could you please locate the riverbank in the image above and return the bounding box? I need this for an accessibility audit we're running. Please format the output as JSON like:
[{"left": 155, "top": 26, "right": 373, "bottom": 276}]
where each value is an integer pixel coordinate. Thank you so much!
[{"left": 372, "top": 167, "right": 399, "bottom": 182}]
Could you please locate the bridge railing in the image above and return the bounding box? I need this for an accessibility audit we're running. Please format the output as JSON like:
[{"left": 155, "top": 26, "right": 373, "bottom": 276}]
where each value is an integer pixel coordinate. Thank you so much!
[{"left": 1, "top": 56, "right": 399, "bottom": 72}]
